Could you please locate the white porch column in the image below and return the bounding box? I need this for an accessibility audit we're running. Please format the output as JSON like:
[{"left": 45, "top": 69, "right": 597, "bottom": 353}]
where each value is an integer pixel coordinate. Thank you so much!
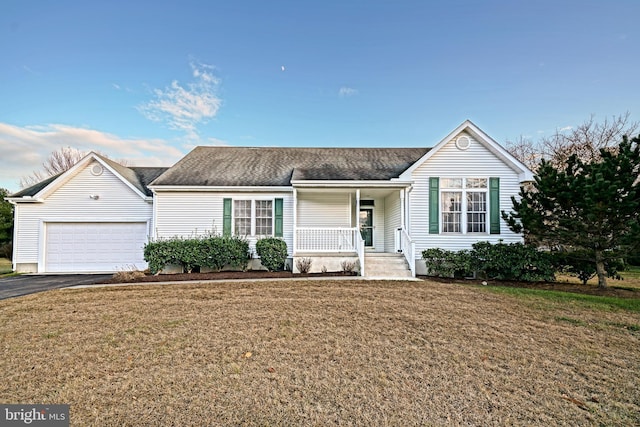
[
  {"left": 406, "top": 186, "right": 412, "bottom": 234},
  {"left": 400, "top": 189, "right": 405, "bottom": 230},
  {"left": 293, "top": 188, "right": 298, "bottom": 253},
  {"left": 355, "top": 189, "right": 361, "bottom": 229}
]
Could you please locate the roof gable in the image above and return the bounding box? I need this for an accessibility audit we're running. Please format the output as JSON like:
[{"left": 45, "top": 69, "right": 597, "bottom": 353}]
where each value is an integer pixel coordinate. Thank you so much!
[
  {"left": 399, "top": 120, "right": 534, "bottom": 181},
  {"left": 10, "top": 153, "right": 168, "bottom": 201},
  {"left": 150, "top": 147, "right": 430, "bottom": 187}
]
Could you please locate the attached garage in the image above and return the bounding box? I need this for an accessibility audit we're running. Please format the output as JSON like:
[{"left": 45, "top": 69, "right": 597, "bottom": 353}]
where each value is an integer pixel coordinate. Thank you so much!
[{"left": 45, "top": 222, "right": 149, "bottom": 273}]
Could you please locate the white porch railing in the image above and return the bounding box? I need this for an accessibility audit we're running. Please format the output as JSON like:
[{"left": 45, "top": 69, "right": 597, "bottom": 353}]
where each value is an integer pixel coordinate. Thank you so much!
[
  {"left": 399, "top": 227, "right": 416, "bottom": 277},
  {"left": 355, "top": 231, "right": 365, "bottom": 277},
  {"left": 295, "top": 227, "right": 360, "bottom": 252},
  {"left": 295, "top": 227, "right": 365, "bottom": 276}
]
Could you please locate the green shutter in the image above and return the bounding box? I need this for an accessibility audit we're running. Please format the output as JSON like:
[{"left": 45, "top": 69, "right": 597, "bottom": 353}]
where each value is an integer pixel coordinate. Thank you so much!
[
  {"left": 489, "top": 177, "right": 500, "bottom": 234},
  {"left": 274, "top": 198, "right": 283, "bottom": 237},
  {"left": 429, "top": 177, "right": 439, "bottom": 234},
  {"left": 223, "top": 198, "right": 232, "bottom": 236}
]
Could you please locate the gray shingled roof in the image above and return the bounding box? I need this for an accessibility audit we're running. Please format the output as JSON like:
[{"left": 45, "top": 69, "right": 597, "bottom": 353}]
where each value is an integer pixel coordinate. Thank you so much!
[
  {"left": 10, "top": 174, "right": 61, "bottom": 198},
  {"left": 99, "top": 155, "right": 168, "bottom": 196},
  {"left": 129, "top": 167, "right": 169, "bottom": 196},
  {"left": 151, "top": 147, "right": 431, "bottom": 186}
]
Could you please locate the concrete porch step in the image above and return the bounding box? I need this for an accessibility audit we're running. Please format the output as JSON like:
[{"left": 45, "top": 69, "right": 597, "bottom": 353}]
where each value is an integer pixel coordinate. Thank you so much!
[{"left": 364, "top": 253, "right": 412, "bottom": 278}]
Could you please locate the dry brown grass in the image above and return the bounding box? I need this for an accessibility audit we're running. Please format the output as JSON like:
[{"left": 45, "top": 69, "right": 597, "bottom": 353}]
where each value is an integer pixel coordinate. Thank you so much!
[
  {"left": 557, "top": 266, "right": 640, "bottom": 290},
  {"left": 1, "top": 280, "right": 639, "bottom": 426}
]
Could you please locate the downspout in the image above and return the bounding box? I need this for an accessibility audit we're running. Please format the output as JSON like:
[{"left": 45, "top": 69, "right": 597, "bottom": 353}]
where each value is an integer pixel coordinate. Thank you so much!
[
  {"left": 151, "top": 189, "right": 158, "bottom": 240},
  {"left": 10, "top": 201, "right": 18, "bottom": 272}
]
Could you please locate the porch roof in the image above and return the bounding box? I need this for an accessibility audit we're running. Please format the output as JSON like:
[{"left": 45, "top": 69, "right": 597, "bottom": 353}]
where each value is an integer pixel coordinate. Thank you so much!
[{"left": 150, "top": 147, "right": 430, "bottom": 187}]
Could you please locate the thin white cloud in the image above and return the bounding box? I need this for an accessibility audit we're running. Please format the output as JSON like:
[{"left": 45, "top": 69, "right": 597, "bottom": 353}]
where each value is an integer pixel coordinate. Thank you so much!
[
  {"left": 112, "top": 83, "right": 121, "bottom": 90},
  {"left": 138, "top": 61, "right": 221, "bottom": 139},
  {"left": 22, "top": 65, "right": 39, "bottom": 75},
  {"left": 339, "top": 86, "right": 358, "bottom": 97},
  {"left": 0, "top": 122, "right": 184, "bottom": 191},
  {"left": 206, "top": 137, "right": 229, "bottom": 146},
  {"left": 559, "top": 126, "right": 573, "bottom": 132}
]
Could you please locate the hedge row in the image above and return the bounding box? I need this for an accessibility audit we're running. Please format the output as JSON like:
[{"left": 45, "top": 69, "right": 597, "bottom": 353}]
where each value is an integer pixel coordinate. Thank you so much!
[
  {"left": 422, "top": 241, "right": 555, "bottom": 282},
  {"left": 144, "top": 235, "right": 249, "bottom": 274}
]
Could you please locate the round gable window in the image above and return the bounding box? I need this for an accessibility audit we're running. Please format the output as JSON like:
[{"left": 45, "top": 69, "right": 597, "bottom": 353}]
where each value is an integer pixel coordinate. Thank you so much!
[
  {"left": 455, "top": 135, "right": 471, "bottom": 150},
  {"left": 90, "top": 163, "right": 104, "bottom": 176}
]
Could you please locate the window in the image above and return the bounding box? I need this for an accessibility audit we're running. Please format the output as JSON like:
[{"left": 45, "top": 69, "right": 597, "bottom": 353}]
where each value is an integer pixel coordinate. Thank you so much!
[
  {"left": 441, "top": 178, "right": 487, "bottom": 233},
  {"left": 255, "top": 200, "right": 273, "bottom": 236},
  {"left": 234, "top": 200, "right": 252, "bottom": 235},
  {"left": 466, "top": 192, "right": 486, "bottom": 232},
  {"left": 224, "top": 198, "right": 283, "bottom": 238},
  {"left": 442, "top": 192, "right": 462, "bottom": 232}
]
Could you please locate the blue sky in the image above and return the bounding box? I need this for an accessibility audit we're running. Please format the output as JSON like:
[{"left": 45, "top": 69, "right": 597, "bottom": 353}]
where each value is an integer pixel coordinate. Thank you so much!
[{"left": 1, "top": 0, "right": 638, "bottom": 191}]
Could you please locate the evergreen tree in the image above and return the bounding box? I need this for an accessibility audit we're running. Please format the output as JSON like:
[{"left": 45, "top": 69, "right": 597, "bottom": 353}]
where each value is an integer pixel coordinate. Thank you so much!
[
  {"left": 502, "top": 135, "right": 640, "bottom": 288},
  {"left": 0, "top": 188, "right": 13, "bottom": 243}
]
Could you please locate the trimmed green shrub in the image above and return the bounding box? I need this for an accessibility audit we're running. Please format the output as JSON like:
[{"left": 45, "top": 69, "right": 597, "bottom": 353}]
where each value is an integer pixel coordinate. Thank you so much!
[
  {"left": 255, "top": 238, "right": 288, "bottom": 272},
  {"left": 422, "top": 248, "right": 474, "bottom": 278},
  {"left": 422, "top": 242, "right": 555, "bottom": 282},
  {"left": 144, "top": 235, "right": 249, "bottom": 274},
  {"left": 471, "top": 241, "right": 555, "bottom": 282},
  {"left": 222, "top": 236, "right": 252, "bottom": 270}
]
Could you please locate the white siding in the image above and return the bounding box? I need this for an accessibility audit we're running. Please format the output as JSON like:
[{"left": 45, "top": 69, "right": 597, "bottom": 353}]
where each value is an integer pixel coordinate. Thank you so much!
[
  {"left": 409, "top": 131, "right": 524, "bottom": 255},
  {"left": 297, "top": 193, "right": 351, "bottom": 227},
  {"left": 13, "top": 161, "right": 152, "bottom": 271},
  {"left": 384, "top": 192, "right": 401, "bottom": 252},
  {"left": 155, "top": 191, "right": 294, "bottom": 256}
]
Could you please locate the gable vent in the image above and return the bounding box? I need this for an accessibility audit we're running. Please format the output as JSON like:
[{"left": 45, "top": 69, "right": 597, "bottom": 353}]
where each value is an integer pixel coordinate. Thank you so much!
[
  {"left": 90, "top": 163, "right": 104, "bottom": 176},
  {"left": 455, "top": 135, "right": 471, "bottom": 150}
]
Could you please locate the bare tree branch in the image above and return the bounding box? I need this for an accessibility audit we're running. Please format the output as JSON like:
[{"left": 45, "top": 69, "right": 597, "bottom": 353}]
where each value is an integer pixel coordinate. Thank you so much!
[
  {"left": 20, "top": 147, "right": 87, "bottom": 188},
  {"left": 541, "top": 112, "right": 638, "bottom": 168},
  {"left": 20, "top": 147, "right": 130, "bottom": 188},
  {"left": 504, "top": 135, "right": 543, "bottom": 172}
]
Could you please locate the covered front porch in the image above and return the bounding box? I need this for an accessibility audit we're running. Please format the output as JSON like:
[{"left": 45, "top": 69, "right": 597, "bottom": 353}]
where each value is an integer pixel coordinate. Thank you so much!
[{"left": 291, "top": 186, "right": 416, "bottom": 277}]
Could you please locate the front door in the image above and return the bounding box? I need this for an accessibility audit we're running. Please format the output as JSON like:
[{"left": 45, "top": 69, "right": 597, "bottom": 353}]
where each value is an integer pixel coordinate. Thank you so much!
[{"left": 359, "top": 208, "right": 374, "bottom": 247}]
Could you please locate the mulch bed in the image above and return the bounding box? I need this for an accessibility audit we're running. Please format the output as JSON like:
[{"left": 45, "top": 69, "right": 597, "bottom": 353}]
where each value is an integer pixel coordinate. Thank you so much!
[
  {"left": 99, "top": 270, "right": 353, "bottom": 284},
  {"left": 100, "top": 270, "right": 639, "bottom": 299}
]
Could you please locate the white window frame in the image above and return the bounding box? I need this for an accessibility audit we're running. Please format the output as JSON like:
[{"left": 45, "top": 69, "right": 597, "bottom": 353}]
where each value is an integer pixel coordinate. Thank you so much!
[
  {"left": 232, "top": 198, "right": 275, "bottom": 237},
  {"left": 440, "top": 178, "right": 488, "bottom": 234},
  {"left": 233, "top": 199, "right": 252, "bottom": 236},
  {"left": 254, "top": 199, "right": 274, "bottom": 237}
]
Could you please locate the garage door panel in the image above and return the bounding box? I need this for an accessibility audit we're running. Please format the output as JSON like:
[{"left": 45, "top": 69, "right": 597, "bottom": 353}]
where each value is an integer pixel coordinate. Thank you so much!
[{"left": 45, "top": 222, "right": 148, "bottom": 272}]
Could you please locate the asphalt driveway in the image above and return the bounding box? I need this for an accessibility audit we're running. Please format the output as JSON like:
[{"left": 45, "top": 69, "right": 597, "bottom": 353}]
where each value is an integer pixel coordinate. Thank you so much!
[{"left": 0, "top": 274, "right": 112, "bottom": 300}]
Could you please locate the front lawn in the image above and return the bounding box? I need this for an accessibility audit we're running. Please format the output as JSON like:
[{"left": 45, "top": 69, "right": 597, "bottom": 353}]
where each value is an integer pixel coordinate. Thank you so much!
[
  {"left": 556, "top": 265, "right": 640, "bottom": 290},
  {"left": 1, "top": 280, "right": 638, "bottom": 425}
]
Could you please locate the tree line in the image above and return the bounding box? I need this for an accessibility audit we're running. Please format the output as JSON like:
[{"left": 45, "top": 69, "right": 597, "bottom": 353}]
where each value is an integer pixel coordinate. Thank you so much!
[{"left": 503, "top": 113, "right": 640, "bottom": 288}]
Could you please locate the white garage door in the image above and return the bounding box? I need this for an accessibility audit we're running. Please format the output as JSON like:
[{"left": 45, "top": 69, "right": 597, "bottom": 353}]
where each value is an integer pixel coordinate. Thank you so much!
[{"left": 45, "top": 222, "right": 148, "bottom": 272}]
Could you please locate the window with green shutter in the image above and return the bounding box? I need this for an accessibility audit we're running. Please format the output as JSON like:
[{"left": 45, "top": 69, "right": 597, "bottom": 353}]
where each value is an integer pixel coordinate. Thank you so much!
[
  {"left": 223, "top": 198, "right": 232, "bottom": 236},
  {"left": 432, "top": 177, "right": 498, "bottom": 234},
  {"left": 274, "top": 198, "right": 283, "bottom": 237},
  {"left": 429, "top": 177, "right": 439, "bottom": 234},
  {"left": 489, "top": 177, "right": 500, "bottom": 234},
  {"left": 223, "top": 197, "right": 282, "bottom": 237}
]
